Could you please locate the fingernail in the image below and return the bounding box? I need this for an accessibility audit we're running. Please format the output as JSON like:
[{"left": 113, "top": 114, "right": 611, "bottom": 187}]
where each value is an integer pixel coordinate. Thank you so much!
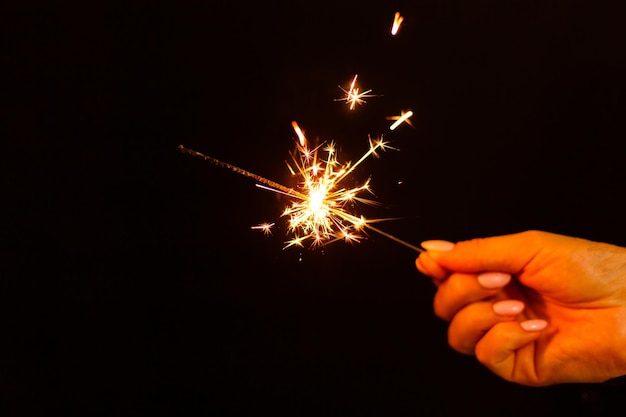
[
  {"left": 520, "top": 319, "right": 548, "bottom": 331},
  {"left": 421, "top": 240, "right": 455, "bottom": 251},
  {"left": 492, "top": 300, "right": 525, "bottom": 316},
  {"left": 477, "top": 272, "right": 511, "bottom": 289}
]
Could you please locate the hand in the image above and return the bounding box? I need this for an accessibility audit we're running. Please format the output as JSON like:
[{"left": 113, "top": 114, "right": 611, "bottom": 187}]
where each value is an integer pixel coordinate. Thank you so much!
[{"left": 415, "top": 230, "right": 626, "bottom": 386}]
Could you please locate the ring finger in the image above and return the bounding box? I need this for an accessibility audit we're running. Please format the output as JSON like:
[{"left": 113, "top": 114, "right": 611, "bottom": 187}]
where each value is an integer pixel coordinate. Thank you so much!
[{"left": 448, "top": 299, "right": 525, "bottom": 355}]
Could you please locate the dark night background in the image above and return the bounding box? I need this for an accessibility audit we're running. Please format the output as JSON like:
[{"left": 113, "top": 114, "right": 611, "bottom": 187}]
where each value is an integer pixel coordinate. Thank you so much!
[{"left": 3, "top": 1, "right": 626, "bottom": 416}]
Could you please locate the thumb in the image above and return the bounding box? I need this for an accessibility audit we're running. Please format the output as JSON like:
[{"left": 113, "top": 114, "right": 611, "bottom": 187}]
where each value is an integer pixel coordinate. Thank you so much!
[{"left": 423, "top": 231, "right": 545, "bottom": 274}]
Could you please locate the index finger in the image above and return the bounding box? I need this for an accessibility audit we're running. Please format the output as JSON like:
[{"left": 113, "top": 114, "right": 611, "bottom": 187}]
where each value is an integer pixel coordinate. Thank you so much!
[
  {"left": 416, "top": 251, "right": 450, "bottom": 281},
  {"left": 424, "top": 231, "right": 547, "bottom": 275}
]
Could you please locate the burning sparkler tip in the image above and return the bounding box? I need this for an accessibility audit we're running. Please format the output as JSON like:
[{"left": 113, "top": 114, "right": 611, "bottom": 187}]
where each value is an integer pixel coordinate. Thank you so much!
[{"left": 179, "top": 121, "right": 420, "bottom": 252}]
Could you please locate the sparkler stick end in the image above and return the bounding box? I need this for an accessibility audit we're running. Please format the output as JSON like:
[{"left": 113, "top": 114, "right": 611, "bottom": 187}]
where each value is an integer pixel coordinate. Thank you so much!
[{"left": 364, "top": 224, "right": 424, "bottom": 253}]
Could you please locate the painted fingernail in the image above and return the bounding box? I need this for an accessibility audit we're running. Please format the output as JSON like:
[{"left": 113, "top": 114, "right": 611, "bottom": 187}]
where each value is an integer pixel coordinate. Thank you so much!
[
  {"left": 492, "top": 300, "right": 525, "bottom": 316},
  {"left": 421, "top": 240, "right": 455, "bottom": 251},
  {"left": 477, "top": 272, "right": 511, "bottom": 289},
  {"left": 520, "top": 319, "right": 548, "bottom": 331}
]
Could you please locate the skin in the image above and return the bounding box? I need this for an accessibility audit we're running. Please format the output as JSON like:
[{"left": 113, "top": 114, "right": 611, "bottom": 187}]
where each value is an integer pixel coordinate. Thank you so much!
[{"left": 415, "top": 230, "right": 626, "bottom": 386}]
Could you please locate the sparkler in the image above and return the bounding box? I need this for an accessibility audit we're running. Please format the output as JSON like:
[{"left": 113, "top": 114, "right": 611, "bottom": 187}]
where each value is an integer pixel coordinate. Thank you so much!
[
  {"left": 178, "top": 122, "right": 423, "bottom": 253},
  {"left": 335, "top": 74, "right": 378, "bottom": 110},
  {"left": 387, "top": 110, "right": 414, "bottom": 130},
  {"left": 391, "top": 12, "right": 404, "bottom": 36}
]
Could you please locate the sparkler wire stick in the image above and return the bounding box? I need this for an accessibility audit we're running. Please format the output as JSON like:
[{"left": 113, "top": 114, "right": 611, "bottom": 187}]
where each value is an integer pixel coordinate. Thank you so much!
[
  {"left": 178, "top": 144, "right": 303, "bottom": 199},
  {"left": 178, "top": 144, "right": 423, "bottom": 253},
  {"left": 363, "top": 224, "right": 423, "bottom": 252}
]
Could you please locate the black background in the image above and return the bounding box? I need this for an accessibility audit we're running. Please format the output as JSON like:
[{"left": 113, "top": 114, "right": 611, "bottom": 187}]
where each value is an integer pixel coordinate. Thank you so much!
[{"left": 4, "top": 1, "right": 626, "bottom": 416}]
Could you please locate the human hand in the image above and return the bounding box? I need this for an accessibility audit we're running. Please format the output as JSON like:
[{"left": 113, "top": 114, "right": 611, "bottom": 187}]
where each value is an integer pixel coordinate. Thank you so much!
[{"left": 415, "top": 230, "right": 626, "bottom": 386}]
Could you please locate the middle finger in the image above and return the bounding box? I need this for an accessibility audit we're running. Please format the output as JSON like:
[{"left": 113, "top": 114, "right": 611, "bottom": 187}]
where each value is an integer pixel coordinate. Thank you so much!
[{"left": 434, "top": 272, "right": 511, "bottom": 321}]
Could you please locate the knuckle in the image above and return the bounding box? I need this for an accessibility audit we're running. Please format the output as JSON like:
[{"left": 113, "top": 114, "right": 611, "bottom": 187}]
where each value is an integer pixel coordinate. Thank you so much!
[
  {"left": 520, "top": 229, "right": 544, "bottom": 242},
  {"left": 447, "top": 325, "right": 475, "bottom": 355},
  {"left": 432, "top": 294, "right": 451, "bottom": 321},
  {"left": 473, "top": 342, "right": 492, "bottom": 366}
]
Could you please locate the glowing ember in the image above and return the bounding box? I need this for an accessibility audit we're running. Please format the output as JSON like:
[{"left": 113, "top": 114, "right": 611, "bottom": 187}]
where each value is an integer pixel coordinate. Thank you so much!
[
  {"left": 391, "top": 12, "right": 404, "bottom": 35},
  {"left": 387, "top": 110, "right": 414, "bottom": 130}
]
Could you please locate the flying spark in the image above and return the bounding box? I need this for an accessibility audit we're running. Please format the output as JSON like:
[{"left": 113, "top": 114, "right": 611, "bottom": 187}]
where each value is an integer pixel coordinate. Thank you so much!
[
  {"left": 334, "top": 74, "right": 378, "bottom": 110},
  {"left": 387, "top": 110, "right": 414, "bottom": 130},
  {"left": 252, "top": 222, "right": 275, "bottom": 235},
  {"left": 391, "top": 12, "right": 404, "bottom": 35},
  {"left": 178, "top": 123, "right": 423, "bottom": 253}
]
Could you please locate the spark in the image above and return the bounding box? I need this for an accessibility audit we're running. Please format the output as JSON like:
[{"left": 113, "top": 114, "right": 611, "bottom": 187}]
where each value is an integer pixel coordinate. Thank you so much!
[
  {"left": 251, "top": 222, "right": 275, "bottom": 236},
  {"left": 391, "top": 12, "right": 404, "bottom": 35},
  {"left": 291, "top": 120, "right": 306, "bottom": 146},
  {"left": 279, "top": 120, "right": 388, "bottom": 248},
  {"left": 334, "top": 74, "right": 378, "bottom": 110},
  {"left": 387, "top": 110, "right": 414, "bottom": 130},
  {"left": 178, "top": 123, "right": 423, "bottom": 253}
]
